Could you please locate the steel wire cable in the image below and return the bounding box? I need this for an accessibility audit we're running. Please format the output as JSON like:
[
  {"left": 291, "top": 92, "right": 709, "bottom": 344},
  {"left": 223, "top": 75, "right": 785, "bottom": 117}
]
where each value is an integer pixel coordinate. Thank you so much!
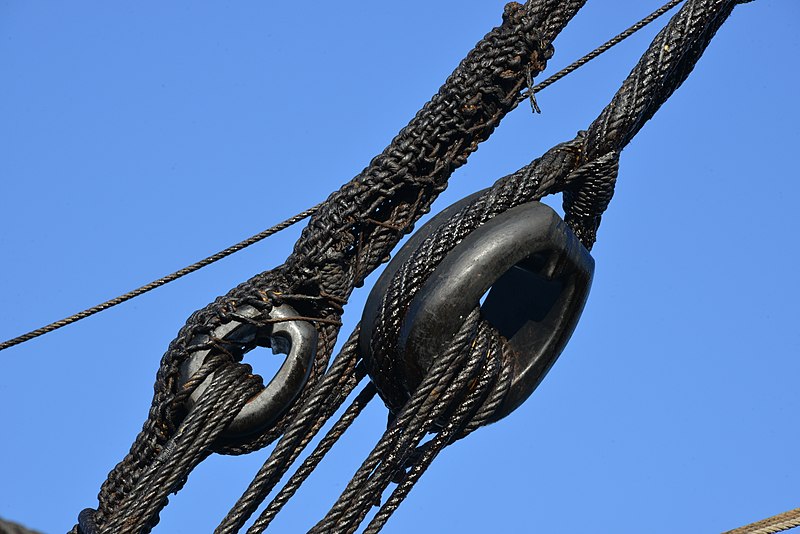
[{"left": 0, "top": 205, "right": 320, "bottom": 352}]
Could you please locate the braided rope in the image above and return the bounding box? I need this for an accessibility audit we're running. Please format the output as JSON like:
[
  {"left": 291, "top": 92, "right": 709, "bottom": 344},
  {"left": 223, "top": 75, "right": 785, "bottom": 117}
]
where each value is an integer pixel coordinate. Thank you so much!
[
  {"left": 357, "top": 0, "right": 749, "bottom": 529},
  {"left": 80, "top": 3, "right": 587, "bottom": 532},
  {"left": 68, "top": 1, "right": 755, "bottom": 532},
  {"left": 0, "top": 0, "right": 683, "bottom": 358}
]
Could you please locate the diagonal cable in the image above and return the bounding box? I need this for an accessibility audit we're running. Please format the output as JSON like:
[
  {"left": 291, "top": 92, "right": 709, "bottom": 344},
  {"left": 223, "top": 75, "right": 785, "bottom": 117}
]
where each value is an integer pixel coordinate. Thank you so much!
[
  {"left": 0, "top": 0, "right": 685, "bottom": 354},
  {"left": 0, "top": 204, "right": 319, "bottom": 352}
]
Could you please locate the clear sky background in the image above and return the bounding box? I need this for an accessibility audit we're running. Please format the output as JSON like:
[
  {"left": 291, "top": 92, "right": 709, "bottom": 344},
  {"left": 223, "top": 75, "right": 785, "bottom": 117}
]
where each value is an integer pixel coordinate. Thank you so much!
[{"left": 1, "top": 2, "right": 798, "bottom": 533}]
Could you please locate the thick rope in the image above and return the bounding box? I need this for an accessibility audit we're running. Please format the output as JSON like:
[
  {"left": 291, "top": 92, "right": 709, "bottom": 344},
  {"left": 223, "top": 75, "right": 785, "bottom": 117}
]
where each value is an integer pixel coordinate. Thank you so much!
[
  {"left": 78, "top": 3, "right": 587, "bottom": 532},
  {"left": 310, "top": 310, "right": 511, "bottom": 534},
  {"left": 529, "top": 0, "right": 685, "bottom": 95},
  {"left": 69, "top": 0, "right": 755, "bottom": 532},
  {"left": 725, "top": 508, "right": 800, "bottom": 534},
  {"left": 0, "top": 0, "right": 684, "bottom": 357},
  {"left": 215, "top": 334, "right": 366, "bottom": 534},
  {"left": 246, "top": 383, "right": 378, "bottom": 533},
  {"left": 362, "top": 0, "right": 750, "bottom": 530},
  {"left": 369, "top": 0, "right": 746, "bottom": 410}
]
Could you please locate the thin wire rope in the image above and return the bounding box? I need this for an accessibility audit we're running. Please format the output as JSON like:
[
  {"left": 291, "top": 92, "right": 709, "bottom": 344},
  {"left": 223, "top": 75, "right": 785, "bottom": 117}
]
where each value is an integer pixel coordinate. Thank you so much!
[
  {"left": 0, "top": 0, "right": 683, "bottom": 354},
  {"left": 529, "top": 0, "right": 685, "bottom": 94},
  {"left": 0, "top": 204, "right": 320, "bottom": 352}
]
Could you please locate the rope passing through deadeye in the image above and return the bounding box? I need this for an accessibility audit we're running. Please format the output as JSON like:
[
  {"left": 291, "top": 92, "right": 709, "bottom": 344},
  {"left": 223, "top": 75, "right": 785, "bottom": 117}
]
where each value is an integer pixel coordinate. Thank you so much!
[
  {"left": 76, "top": 2, "right": 586, "bottom": 531},
  {"left": 0, "top": 0, "right": 684, "bottom": 356},
  {"left": 1, "top": 0, "right": 784, "bottom": 533}
]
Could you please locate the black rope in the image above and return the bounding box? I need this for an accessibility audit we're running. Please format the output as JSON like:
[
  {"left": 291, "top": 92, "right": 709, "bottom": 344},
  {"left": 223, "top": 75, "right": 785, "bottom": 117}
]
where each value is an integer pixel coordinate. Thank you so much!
[
  {"left": 215, "top": 335, "right": 366, "bottom": 534},
  {"left": 0, "top": 0, "right": 686, "bottom": 356},
  {"left": 353, "top": 0, "right": 747, "bottom": 530},
  {"left": 310, "top": 311, "right": 511, "bottom": 534},
  {"left": 82, "top": 3, "right": 587, "bottom": 532},
  {"left": 0, "top": 204, "right": 320, "bottom": 353},
  {"left": 246, "top": 382, "right": 378, "bottom": 533},
  {"left": 72, "top": 3, "right": 585, "bottom": 532},
  {"left": 65, "top": 0, "right": 752, "bottom": 532},
  {"left": 97, "top": 361, "right": 262, "bottom": 533},
  {"left": 528, "top": 0, "right": 685, "bottom": 95}
]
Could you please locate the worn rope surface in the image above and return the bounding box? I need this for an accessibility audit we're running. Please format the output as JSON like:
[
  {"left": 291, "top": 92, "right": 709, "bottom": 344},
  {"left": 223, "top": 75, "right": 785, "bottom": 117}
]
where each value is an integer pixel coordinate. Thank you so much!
[
  {"left": 71, "top": 0, "right": 753, "bottom": 532},
  {"left": 367, "top": 0, "right": 744, "bottom": 421},
  {"left": 528, "top": 0, "right": 685, "bottom": 95},
  {"left": 0, "top": 0, "right": 682, "bottom": 358},
  {"left": 333, "top": 0, "right": 750, "bottom": 529},
  {"left": 75, "top": 2, "right": 585, "bottom": 532}
]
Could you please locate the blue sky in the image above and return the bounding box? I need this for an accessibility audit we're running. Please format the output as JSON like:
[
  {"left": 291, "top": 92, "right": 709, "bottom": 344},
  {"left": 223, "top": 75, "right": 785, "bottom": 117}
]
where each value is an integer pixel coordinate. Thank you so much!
[{"left": 1, "top": 1, "right": 798, "bottom": 533}]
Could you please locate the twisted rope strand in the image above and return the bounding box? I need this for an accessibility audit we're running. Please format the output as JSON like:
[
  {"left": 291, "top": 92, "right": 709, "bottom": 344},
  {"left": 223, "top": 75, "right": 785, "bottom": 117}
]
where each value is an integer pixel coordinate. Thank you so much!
[
  {"left": 0, "top": 205, "right": 319, "bottom": 353},
  {"left": 529, "top": 0, "right": 685, "bottom": 94},
  {"left": 724, "top": 508, "right": 800, "bottom": 534},
  {"left": 0, "top": 0, "right": 684, "bottom": 356},
  {"left": 245, "top": 383, "right": 378, "bottom": 534},
  {"left": 66, "top": 1, "right": 755, "bottom": 533}
]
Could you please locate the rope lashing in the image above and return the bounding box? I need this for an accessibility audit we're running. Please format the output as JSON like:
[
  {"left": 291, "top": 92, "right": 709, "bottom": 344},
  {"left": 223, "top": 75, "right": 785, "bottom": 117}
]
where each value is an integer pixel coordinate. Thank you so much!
[
  {"left": 0, "top": 0, "right": 685, "bottom": 355},
  {"left": 0, "top": 517, "right": 44, "bottom": 534},
  {"left": 301, "top": 1, "right": 754, "bottom": 531},
  {"left": 67, "top": 0, "right": 762, "bottom": 532},
  {"left": 77, "top": 3, "right": 587, "bottom": 532}
]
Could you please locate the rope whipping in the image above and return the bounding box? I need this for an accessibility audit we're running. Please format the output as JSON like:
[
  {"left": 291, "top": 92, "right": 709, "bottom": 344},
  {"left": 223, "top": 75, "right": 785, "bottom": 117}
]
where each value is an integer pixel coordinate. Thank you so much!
[
  {"left": 0, "top": 0, "right": 682, "bottom": 356},
  {"left": 66, "top": 0, "right": 757, "bottom": 532},
  {"left": 74, "top": 2, "right": 587, "bottom": 532}
]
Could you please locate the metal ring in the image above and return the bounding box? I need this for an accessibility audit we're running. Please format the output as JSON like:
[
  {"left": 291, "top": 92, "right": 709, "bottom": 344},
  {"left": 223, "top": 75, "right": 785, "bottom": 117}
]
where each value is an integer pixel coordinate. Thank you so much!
[
  {"left": 179, "top": 303, "right": 316, "bottom": 442},
  {"left": 361, "top": 194, "right": 593, "bottom": 423}
]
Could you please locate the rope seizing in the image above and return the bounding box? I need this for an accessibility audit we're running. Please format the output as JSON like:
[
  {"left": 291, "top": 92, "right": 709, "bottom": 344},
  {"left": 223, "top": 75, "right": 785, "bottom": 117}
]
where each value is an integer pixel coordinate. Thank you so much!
[
  {"left": 70, "top": 0, "right": 761, "bottom": 532},
  {"left": 1, "top": 0, "right": 769, "bottom": 533},
  {"left": 0, "top": 0, "right": 686, "bottom": 356}
]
